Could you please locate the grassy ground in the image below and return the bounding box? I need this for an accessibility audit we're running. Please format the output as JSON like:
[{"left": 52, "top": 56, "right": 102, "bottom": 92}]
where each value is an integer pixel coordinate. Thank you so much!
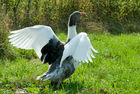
[{"left": 0, "top": 32, "right": 140, "bottom": 94}]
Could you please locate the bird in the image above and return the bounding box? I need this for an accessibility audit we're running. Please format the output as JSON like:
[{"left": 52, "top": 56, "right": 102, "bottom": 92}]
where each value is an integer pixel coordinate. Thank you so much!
[{"left": 8, "top": 11, "right": 98, "bottom": 89}]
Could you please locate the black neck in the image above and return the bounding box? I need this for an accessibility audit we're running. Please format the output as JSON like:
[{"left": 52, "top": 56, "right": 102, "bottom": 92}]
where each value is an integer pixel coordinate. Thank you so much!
[{"left": 68, "top": 16, "right": 77, "bottom": 26}]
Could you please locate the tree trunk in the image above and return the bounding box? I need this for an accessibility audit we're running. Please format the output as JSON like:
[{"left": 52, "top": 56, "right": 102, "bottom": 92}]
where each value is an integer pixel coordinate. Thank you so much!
[
  {"left": 13, "top": 0, "right": 20, "bottom": 28},
  {"left": 26, "top": 0, "right": 31, "bottom": 26}
]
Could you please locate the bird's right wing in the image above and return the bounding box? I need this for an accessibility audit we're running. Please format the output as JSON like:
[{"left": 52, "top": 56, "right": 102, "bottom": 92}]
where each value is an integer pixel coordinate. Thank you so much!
[
  {"left": 8, "top": 25, "right": 59, "bottom": 58},
  {"left": 60, "top": 32, "right": 98, "bottom": 67}
]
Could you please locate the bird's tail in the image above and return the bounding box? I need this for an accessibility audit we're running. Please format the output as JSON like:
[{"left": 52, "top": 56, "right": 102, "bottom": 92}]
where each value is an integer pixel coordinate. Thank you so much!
[
  {"left": 36, "top": 72, "right": 53, "bottom": 81},
  {"left": 36, "top": 72, "right": 48, "bottom": 80}
]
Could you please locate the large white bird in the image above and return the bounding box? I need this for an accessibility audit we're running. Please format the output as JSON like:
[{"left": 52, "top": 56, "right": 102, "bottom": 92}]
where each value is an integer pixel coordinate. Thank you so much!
[{"left": 9, "top": 11, "right": 98, "bottom": 88}]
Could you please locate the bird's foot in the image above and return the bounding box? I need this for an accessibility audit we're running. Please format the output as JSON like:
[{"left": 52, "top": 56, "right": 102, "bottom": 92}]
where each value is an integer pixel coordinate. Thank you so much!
[{"left": 54, "top": 77, "right": 62, "bottom": 90}]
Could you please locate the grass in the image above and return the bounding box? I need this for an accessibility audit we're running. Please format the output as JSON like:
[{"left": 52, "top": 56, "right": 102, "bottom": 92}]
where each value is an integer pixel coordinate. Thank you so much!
[{"left": 0, "top": 32, "right": 140, "bottom": 94}]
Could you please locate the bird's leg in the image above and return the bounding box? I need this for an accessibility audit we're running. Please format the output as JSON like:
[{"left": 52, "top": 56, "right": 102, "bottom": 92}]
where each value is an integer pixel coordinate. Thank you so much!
[
  {"left": 69, "top": 77, "right": 72, "bottom": 83},
  {"left": 55, "top": 77, "right": 62, "bottom": 89},
  {"left": 68, "top": 78, "right": 72, "bottom": 89}
]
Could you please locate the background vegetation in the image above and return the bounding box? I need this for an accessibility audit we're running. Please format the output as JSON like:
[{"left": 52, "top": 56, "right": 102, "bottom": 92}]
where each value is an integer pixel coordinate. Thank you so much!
[
  {"left": 0, "top": 0, "right": 139, "bottom": 59},
  {"left": 0, "top": 0, "right": 140, "bottom": 32},
  {"left": 0, "top": 0, "right": 140, "bottom": 93}
]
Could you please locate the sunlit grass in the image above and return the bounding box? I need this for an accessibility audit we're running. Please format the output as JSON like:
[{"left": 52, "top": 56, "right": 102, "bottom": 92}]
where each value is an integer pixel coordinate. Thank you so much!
[{"left": 0, "top": 32, "right": 140, "bottom": 93}]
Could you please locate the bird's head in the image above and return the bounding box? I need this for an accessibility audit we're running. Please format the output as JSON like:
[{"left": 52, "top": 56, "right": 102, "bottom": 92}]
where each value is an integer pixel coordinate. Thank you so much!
[{"left": 68, "top": 11, "right": 86, "bottom": 26}]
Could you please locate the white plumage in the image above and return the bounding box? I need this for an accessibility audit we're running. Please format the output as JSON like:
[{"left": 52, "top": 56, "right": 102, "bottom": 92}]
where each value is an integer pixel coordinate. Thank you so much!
[
  {"left": 60, "top": 32, "right": 98, "bottom": 68},
  {"left": 8, "top": 11, "right": 98, "bottom": 89},
  {"left": 9, "top": 25, "right": 97, "bottom": 67},
  {"left": 9, "top": 25, "right": 58, "bottom": 58}
]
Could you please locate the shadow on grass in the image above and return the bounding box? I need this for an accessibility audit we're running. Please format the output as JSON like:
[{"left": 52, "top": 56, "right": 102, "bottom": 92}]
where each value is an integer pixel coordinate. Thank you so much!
[
  {"left": 105, "top": 20, "right": 140, "bottom": 35},
  {"left": 59, "top": 81, "right": 84, "bottom": 93},
  {"left": 35, "top": 79, "right": 84, "bottom": 93}
]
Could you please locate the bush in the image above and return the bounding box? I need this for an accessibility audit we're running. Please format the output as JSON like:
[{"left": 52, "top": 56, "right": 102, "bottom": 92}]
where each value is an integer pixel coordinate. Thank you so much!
[
  {"left": 1, "top": 0, "right": 140, "bottom": 32},
  {"left": 0, "top": 31, "right": 15, "bottom": 60},
  {"left": 0, "top": 0, "right": 140, "bottom": 59},
  {"left": 0, "top": 8, "right": 15, "bottom": 59}
]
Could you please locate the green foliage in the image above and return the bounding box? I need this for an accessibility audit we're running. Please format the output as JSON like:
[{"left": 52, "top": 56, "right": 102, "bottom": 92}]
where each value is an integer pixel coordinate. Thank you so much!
[
  {"left": 0, "top": 0, "right": 139, "bottom": 93},
  {"left": 0, "top": 31, "right": 13, "bottom": 59},
  {"left": 0, "top": 12, "right": 15, "bottom": 60},
  {"left": 0, "top": 32, "right": 139, "bottom": 93},
  {"left": 0, "top": 0, "right": 139, "bottom": 32},
  {"left": 0, "top": 0, "right": 139, "bottom": 59}
]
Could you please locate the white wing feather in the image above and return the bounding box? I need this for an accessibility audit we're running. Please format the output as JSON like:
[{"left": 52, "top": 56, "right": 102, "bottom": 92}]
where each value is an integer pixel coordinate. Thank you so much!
[
  {"left": 8, "top": 25, "right": 59, "bottom": 58},
  {"left": 60, "top": 32, "right": 98, "bottom": 67}
]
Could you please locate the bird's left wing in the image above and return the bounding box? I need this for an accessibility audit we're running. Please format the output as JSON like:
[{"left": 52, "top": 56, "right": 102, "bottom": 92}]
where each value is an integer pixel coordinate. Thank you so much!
[{"left": 60, "top": 32, "right": 98, "bottom": 67}]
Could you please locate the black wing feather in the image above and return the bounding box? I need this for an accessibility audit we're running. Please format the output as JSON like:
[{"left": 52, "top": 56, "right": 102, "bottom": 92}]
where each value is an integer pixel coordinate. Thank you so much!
[{"left": 41, "top": 38, "right": 64, "bottom": 65}]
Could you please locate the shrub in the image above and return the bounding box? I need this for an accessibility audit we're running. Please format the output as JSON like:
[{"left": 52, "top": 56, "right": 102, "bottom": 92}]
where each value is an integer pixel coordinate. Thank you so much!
[
  {"left": 0, "top": 31, "right": 15, "bottom": 60},
  {"left": 1, "top": 0, "right": 140, "bottom": 32},
  {"left": 0, "top": 0, "right": 140, "bottom": 59}
]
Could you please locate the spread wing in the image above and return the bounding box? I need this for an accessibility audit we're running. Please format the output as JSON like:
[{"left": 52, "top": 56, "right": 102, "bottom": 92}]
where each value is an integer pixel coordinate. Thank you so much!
[
  {"left": 8, "top": 25, "right": 59, "bottom": 58},
  {"left": 60, "top": 32, "right": 98, "bottom": 67}
]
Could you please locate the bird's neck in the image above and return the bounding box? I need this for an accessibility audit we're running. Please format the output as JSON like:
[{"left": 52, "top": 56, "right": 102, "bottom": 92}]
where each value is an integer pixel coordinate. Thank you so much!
[{"left": 67, "top": 25, "right": 77, "bottom": 41}]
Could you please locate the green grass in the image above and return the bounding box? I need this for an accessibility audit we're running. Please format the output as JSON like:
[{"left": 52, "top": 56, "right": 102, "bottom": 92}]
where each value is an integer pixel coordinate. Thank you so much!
[{"left": 0, "top": 32, "right": 140, "bottom": 94}]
